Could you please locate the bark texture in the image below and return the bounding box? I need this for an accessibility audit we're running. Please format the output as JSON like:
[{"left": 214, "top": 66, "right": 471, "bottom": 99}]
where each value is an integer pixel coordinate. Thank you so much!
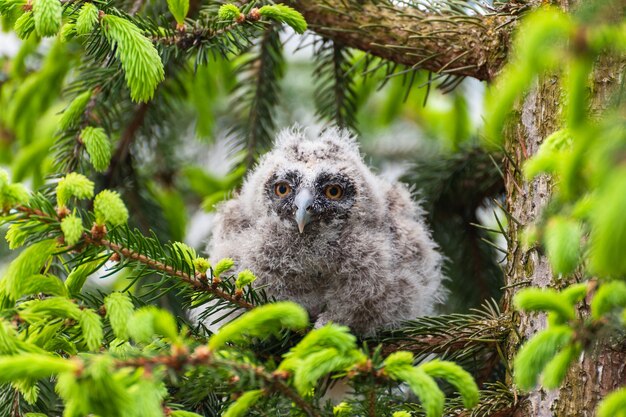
[
  {"left": 502, "top": 37, "right": 626, "bottom": 417},
  {"left": 289, "top": 0, "right": 517, "bottom": 81}
]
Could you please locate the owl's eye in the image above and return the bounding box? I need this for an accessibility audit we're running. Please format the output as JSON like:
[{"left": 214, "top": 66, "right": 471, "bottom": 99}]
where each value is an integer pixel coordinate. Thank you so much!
[
  {"left": 324, "top": 184, "right": 344, "bottom": 200},
  {"left": 274, "top": 182, "right": 292, "bottom": 198}
]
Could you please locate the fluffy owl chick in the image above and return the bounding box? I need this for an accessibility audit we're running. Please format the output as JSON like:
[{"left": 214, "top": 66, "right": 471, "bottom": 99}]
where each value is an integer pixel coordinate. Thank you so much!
[{"left": 209, "top": 127, "right": 445, "bottom": 335}]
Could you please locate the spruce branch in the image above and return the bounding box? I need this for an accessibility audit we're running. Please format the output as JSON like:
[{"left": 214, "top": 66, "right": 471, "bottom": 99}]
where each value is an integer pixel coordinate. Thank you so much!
[
  {"left": 114, "top": 346, "right": 321, "bottom": 417},
  {"left": 313, "top": 38, "right": 358, "bottom": 130},
  {"left": 376, "top": 301, "right": 510, "bottom": 359},
  {"left": 85, "top": 234, "right": 255, "bottom": 310},
  {"left": 231, "top": 24, "right": 285, "bottom": 168},
  {"left": 288, "top": 0, "right": 524, "bottom": 81},
  {"left": 11, "top": 204, "right": 256, "bottom": 310}
]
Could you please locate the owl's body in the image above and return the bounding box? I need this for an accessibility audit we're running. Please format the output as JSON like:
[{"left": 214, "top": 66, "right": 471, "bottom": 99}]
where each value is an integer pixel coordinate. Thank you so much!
[{"left": 209, "top": 127, "right": 445, "bottom": 335}]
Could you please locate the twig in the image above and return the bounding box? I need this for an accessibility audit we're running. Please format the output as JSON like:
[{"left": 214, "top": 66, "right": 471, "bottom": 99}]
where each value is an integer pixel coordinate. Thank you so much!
[
  {"left": 116, "top": 347, "right": 321, "bottom": 417},
  {"left": 86, "top": 234, "right": 255, "bottom": 310},
  {"left": 13, "top": 205, "right": 255, "bottom": 310}
]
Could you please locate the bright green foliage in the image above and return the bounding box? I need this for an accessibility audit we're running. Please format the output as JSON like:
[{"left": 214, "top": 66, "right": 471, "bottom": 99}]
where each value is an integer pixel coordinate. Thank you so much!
[
  {"left": 279, "top": 324, "right": 366, "bottom": 395},
  {"left": 0, "top": 354, "right": 77, "bottom": 382},
  {"left": 213, "top": 257, "right": 234, "bottom": 276},
  {"left": 235, "top": 269, "right": 256, "bottom": 289},
  {"left": 75, "top": 2, "right": 99, "bottom": 35},
  {"left": 193, "top": 257, "right": 210, "bottom": 273},
  {"left": 295, "top": 347, "right": 364, "bottom": 395},
  {"left": 597, "top": 387, "right": 626, "bottom": 417},
  {"left": 2, "top": 183, "right": 29, "bottom": 210},
  {"left": 588, "top": 22, "right": 626, "bottom": 52},
  {"left": 56, "top": 356, "right": 138, "bottom": 417},
  {"left": 18, "top": 297, "right": 82, "bottom": 322},
  {"left": 5, "top": 223, "right": 29, "bottom": 249},
  {"left": 208, "top": 302, "right": 309, "bottom": 350},
  {"left": 128, "top": 306, "right": 179, "bottom": 343},
  {"left": 60, "top": 22, "right": 76, "bottom": 41},
  {"left": 56, "top": 172, "right": 95, "bottom": 207},
  {"left": 80, "top": 126, "right": 112, "bottom": 172},
  {"left": 541, "top": 342, "right": 581, "bottom": 389},
  {"left": 14, "top": 274, "right": 67, "bottom": 298},
  {"left": 514, "top": 288, "right": 576, "bottom": 323},
  {"left": 104, "top": 292, "right": 135, "bottom": 341},
  {"left": 384, "top": 352, "right": 445, "bottom": 417},
  {"left": 222, "top": 389, "right": 263, "bottom": 417},
  {"left": 560, "top": 283, "right": 588, "bottom": 304},
  {"left": 1, "top": 239, "right": 58, "bottom": 304},
  {"left": 514, "top": 326, "right": 573, "bottom": 390},
  {"left": 0, "top": 169, "right": 30, "bottom": 210},
  {"left": 94, "top": 189, "right": 129, "bottom": 226},
  {"left": 101, "top": 14, "right": 165, "bottom": 102},
  {"left": 170, "top": 412, "right": 204, "bottom": 417},
  {"left": 59, "top": 89, "right": 93, "bottom": 130},
  {"left": 589, "top": 169, "right": 626, "bottom": 276},
  {"left": 218, "top": 4, "right": 240, "bottom": 21},
  {"left": 32, "top": 0, "right": 62, "bottom": 37},
  {"left": 392, "top": 412, "right": 411, "bottom": 417},
  {"left": 543, "top": 216, "right": 582, "bottom": 276},
  {"left": 13, "top": 11, "right": 35, "bottom": 39},
  {"left": 61, "top": 213, "right": 84, "bottom": 246},
  {"left": 280, "top": 324, "right": 359, "bottom": 370},
  {"left": 79, "top": 308, "right": 104, "bottom": 350},
  {"left": 65, "top": 258, "right": 104, "bottom": 295},
  {"left": 591, "top": 281, "right": 626, "bottom": 320},
  {"left": 258, "top": 4, "right": 307, "bottom": 34},
  {"left": 172, "top": 241, "right": 197, "bottom": 268},
  {"left": 166, "top": 0, "right": 188, "bottom": 25},
  {"left": 333, "top": 402, "right": 353, "bottom": 416},
  {"left": 523, "top": 129, "right": 572, "bottom": 179},
  {"left": 420, "top": 360, "right": 479, "bottom": 409}
]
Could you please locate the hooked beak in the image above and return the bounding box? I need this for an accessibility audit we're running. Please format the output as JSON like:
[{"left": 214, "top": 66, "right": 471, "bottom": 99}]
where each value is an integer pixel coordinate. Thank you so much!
[{"left": 294, "top": 188, "right": 314, "bottom": 234}]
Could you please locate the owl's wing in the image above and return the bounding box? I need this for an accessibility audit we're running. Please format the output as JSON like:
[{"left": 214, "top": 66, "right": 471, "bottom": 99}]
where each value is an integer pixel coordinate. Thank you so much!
[
  {"left": 385, "top": 182, "right": 446, "bottom": 314},
  {"left": 207, "top": 196, "right": 253, "bottom": 263}
]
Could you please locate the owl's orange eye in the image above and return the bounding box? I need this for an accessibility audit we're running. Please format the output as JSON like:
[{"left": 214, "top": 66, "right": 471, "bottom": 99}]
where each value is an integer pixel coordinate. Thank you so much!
[
  {"left": 274, "top": 182, "right": 292, "bottom": 198},
  {"left": 324, "top": 184, "right": 344, "bottom": 200}
]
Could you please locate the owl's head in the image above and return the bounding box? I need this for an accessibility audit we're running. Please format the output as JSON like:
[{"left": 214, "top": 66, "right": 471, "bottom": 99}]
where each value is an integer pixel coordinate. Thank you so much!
[{"left": 239, "top": 126, "right": 388, "bottom": 234}]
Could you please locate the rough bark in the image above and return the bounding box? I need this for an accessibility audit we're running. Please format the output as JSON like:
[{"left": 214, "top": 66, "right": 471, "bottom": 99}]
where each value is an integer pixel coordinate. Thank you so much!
[
  {"left": 502, "top": 33, "right": 626, "bottom": 417},
  {"left": 288, "top": 0, "right": 518, "bottom": 81}
]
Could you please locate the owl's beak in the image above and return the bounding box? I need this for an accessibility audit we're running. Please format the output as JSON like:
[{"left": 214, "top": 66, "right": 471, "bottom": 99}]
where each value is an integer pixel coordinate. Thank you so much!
[{"left": 294, "top": 188, "right": 314, "bottom": 234}]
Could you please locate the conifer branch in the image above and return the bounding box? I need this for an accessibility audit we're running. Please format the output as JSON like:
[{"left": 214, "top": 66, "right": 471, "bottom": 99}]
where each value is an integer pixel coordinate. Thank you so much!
[
  {"left": 288, "top": 0, "right": 525, "bottom": 81},
  {"left": 84, "top": 235, "right": 255, "bottom": 310},
  {"left": 12, "top": 205, "right": 256, "bottom": 310},
  {"left": 114, "top": 346, "right": 321, "bottom": 417},
  {"left": 232, "top": 24, "right": 285, "bottom": 168},
  {"left": 313, "top": 39, "right": 358, "bottom": 130},
  {"left": 377, "top": 301, "right": 510, "bottom": 357}
]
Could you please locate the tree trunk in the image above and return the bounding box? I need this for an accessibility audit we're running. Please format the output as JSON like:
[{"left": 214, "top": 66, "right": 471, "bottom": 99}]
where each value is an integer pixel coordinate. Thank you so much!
[{"left": 502, "top": 39, "right": 626, "bottom": 417}]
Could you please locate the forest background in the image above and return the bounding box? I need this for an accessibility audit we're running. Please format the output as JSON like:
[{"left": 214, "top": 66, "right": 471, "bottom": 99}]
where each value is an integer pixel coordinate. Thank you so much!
[{"left": 0, "top": 0, "right": 624, "bottom": 416}]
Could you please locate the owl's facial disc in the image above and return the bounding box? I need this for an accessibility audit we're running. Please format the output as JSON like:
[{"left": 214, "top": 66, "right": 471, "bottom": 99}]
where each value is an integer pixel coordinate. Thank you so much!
[
  {"left": 266, "top": 170, "right": 356, "bottom": 234},
  {"left": 294, "top": 188, "right": 314, "bottom": 233}
]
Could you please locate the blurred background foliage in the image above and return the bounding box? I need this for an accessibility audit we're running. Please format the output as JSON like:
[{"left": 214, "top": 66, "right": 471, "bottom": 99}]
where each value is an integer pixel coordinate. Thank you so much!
[{"left": 0, "top": 10, "right": 504, "bottom": 314}]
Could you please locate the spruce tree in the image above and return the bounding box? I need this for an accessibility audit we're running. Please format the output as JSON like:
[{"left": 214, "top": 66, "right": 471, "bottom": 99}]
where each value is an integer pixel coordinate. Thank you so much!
[{"left": 0, "top": 0, "right": 624, "bottom": 416}]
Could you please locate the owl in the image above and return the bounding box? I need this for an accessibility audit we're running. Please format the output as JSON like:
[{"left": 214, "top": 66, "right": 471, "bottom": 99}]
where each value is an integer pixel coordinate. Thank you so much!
[{"left": 208, "top": 126, "right": 445, "bottom": 335}]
